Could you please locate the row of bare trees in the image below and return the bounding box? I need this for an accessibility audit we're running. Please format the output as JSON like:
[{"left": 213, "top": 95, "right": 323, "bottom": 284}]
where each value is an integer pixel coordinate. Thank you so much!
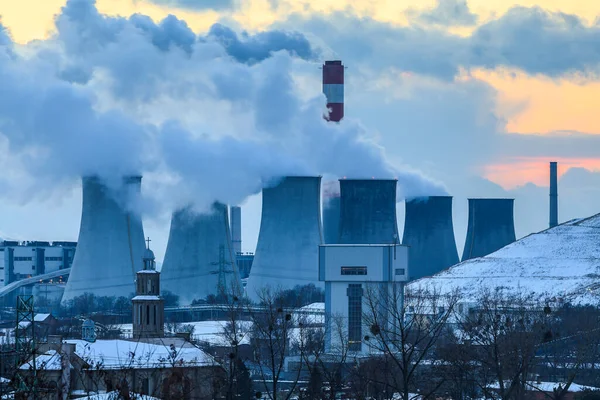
[{"left": 5, "top": 283, "right": 600, "bottom": 399}]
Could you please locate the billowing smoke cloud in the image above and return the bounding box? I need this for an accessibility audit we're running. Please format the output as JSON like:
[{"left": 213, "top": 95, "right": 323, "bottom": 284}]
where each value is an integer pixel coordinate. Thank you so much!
[
  {"left": 205, "top": 23, "right": 317, "bottom": 64},
  {"left": 0, "top": 0, "right": 445, "bottom": 216}
]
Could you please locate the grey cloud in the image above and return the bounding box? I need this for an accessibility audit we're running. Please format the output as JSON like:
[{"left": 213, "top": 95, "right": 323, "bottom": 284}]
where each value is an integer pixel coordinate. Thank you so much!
[
  {"left": 284, "top": 6, "right": 600, "bottom": 80},
  {"left": 411, "top": 0, "right": 478, "bottom": 27},
  {"left": 205, "top": 23, "right": 318, "bottom": 64}
]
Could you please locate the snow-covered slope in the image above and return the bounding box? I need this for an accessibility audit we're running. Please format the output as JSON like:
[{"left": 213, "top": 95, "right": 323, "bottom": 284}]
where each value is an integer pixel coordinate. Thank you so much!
[{"left": 410, "top": 214, "right": 600, "bottom": 304}]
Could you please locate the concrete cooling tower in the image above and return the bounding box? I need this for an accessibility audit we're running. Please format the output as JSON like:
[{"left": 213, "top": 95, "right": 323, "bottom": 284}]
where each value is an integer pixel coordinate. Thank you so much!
[
  {"left": 160, "top": 203, "right": 241, "bottom": 305},
  {"left": 245, "top": 176, "right": 323, "bottom": 301},
  {"left": 338, "top": 179, "right": 399, "bottom": 244},
  {"left": 62, "top": 176, "right": 145, "bottom": 302},
  {"left": 323, "top": 195, "right": 341, "bottom": 244},
  {"left": 462, "top": 198, "right": 517, "bottom": 261},
  {"left": 402, "top": 196, "right": 459, "bottom": 280}
]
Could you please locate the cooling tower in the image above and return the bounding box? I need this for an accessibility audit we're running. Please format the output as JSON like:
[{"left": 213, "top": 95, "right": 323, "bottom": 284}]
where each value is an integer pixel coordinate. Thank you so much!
[
  {"left": 323, "top": 195, "right": 341, "bottom": 244},
  {"left": 338, "top": 179, "right": 399, "bottom": 244},
  {"left": 245, "top": 176, "right": 323, "bottom": 301},
  {"left": 160, "top": 203, "right": 241, "bottom": 305},
  {"left": 62, "top": 176, "right": 145, "bottom": 302},
  {"left": 402, "top": 196, "right": 459, "bottom": 280},
  {"left": 462, "top": 198, "right": 517, "bottom": 261}
]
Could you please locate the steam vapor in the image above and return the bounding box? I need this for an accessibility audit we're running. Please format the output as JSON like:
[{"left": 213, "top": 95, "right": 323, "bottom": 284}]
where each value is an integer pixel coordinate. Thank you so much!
[{"left": 0, "top": 0, "right": 446, "bottom": 215}]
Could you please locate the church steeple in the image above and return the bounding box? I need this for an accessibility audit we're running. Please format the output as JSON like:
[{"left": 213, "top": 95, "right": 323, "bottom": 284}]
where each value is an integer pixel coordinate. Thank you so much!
[{"left": 132, "top": 238, "right": 164, "bottom": 338}]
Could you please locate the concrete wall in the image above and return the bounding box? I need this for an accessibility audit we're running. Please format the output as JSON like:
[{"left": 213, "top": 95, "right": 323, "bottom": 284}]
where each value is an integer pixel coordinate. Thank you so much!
[
  {"left": 161, "top": 203, "right": 241, "bottom": 305},
  {"left": 338, "top": 179, "right": 399, "bottom": 245},
  {"left": 245, "top": 176, "right": 324, "bottom": 301},
  {"left": 462, "top": 198, "right": 517, "bottom": 261},
  {"left": 402, "top": 196, "right": 459, "bottom": 280},
  {"left": 62, "top": 176, "right": 145, "bottom": 301}
]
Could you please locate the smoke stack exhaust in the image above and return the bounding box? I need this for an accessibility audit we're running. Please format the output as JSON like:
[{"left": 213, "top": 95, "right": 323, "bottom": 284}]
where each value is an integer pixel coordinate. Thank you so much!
[
  {"left": 323, "top": 60, "right": 344, "bottom": 122},
  {"left": 338, "top": 179, "right": 399, "bottom": 244},
  {"left": 230, "top": 206, "right": 242, "bottom": 255},
  {"left": 550, "top": 161, "right": 558, "bottom": 228},
  {"left": 462, "top": 198, "right": 516, "bottom": 261}
]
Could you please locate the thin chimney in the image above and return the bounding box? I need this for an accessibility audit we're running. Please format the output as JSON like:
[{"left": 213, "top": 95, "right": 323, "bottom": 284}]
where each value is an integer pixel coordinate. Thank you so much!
[{"left": 549, "top": 161, "right": 558, "bottom": 228}]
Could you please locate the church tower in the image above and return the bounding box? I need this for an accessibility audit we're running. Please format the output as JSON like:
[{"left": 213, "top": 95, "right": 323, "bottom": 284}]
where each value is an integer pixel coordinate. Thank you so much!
[{"left": 132, "top": 238, "right": 165, "bottom": 338}]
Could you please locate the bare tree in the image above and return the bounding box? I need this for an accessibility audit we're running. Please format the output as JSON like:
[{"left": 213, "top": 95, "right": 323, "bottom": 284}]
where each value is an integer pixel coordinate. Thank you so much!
[
  {"left": 455, "top": 288, "right": 551, "bottom": 400},
  {"left": 296, "top": 313, "right": 353, "bottom": 400},
  {"left": 360, "top": 283, "right": 460, "bottom": 400},
  {"left": 248, "top": 287, "right": 303, "bottom": 400}
]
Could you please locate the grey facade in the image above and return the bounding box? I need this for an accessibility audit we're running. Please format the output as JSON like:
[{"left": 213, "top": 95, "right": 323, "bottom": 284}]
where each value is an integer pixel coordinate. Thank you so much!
[
  {"left": 62, "top": 176, "right": 145, "bottom": 302},
  {"left": 161, "top": 203, "right": 241, "bottom": 305},
  {"left": 338, "top": 179, "right": 399, "bottom": 245},
  {"left": 402, "top": 196, "right": 459, "bottom": 280},
  {"left": 323, "top": 195, "right": 341, "bottom": 244},
  {"left": 245, "top": 176, "right": 324, "bottom": 301},
  {"left": 230, "top": 206, "right": 242, "bottom": 255},
  {"left": 462, "top": 198, "right": 517, "bottom": 261}
]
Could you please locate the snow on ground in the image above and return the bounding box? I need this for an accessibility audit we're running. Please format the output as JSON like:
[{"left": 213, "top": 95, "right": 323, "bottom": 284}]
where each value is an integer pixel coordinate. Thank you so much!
[{"left": 411, "top": 214, "right": 600, "bottom": 304}]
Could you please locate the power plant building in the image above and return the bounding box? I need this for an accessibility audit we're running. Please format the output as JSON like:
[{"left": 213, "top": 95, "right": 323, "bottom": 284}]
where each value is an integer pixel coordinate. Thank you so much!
[
  {"left": 161, "top": 203, "right": 241, "bottom": 305},
  {"left": 62, "top": 176, "right": 146, "bottom": 302},
  {"left": 1, "top": 241, "right": 76, "bottom": 288},
  {"left": 402, "top": 196, "right": 459, "bottom": 280},
  {"left": 245, "top": 176, "right": 324, "bottom": 301},
  {"left": 319, "top": 244, "right": 409, "bottom": 354},
  {"left": 462, "top": 198, "right": 517, "bottom": 261},
  {"left": 338, "top": 179, "right": 400, "bottom": 245}
]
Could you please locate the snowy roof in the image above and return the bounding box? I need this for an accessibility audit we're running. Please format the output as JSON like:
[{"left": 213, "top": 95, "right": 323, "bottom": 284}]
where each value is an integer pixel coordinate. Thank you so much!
[
  {"left": 19, "top": 350, "right": 62, "bottom": 370},
  {"left": 66, "top": 339, "right": 216, "bottom": 369},
  {"left": 132, "top": 295, "right": 161, "bottom": 301},
  {"left": 410, "top": 214, "right": 600, "bottom": 304},
  {"left": 188, "top": 320, "right": 253, "bottom": 347},
  {"left": 18, "top": 313, "right": 53, "bottom": 328},
  {"left": 76, "top": 391, "right": 160, "bottom": 399}
]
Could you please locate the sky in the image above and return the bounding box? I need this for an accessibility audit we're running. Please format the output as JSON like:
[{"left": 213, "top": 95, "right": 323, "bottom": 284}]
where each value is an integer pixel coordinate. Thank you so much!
[{"left": 0, "top": 0, "right": 599, "bottom": 262}]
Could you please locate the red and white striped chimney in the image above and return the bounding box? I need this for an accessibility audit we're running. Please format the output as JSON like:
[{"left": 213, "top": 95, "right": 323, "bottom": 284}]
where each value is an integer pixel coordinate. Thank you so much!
[{"left": 322, "top": 60, "right": 344, "bottom": 122}]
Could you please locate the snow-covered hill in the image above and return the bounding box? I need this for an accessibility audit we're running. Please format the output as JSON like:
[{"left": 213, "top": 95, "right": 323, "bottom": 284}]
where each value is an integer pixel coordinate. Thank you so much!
[{"left": 410, "top": 213, "right": 600, "bottom": 305}]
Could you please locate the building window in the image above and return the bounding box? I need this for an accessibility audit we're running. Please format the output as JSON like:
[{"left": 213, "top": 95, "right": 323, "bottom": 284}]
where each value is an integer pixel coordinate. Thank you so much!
[
  {"left": 395, "top": 268, "right": 405, "bottom": 276},
  {"left": 341, "top": 266, "right": 367, "bottom": 276},
  {"left": 14, "top": 257, "right": 33, "bottom": 261},
  {"left": 153, "top": 305, "right": 157, "bottom": 326},
  {"left": 347, "top": 284, "right": 362, "bottom": 351},
  {"left": 138, "top": 305, "right": 142, "bottom": 325},
  {"left": 32, "top": 265, "right": 35, "bottom": 270},
  {"left": 146, "top": 305, "right": 150, "bottom": 325},
  {"left": 44, "top": 257, "right": 63, "bottom": 261}
]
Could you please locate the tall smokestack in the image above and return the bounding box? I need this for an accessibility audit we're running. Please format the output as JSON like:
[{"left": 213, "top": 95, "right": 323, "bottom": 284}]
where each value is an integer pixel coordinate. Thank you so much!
[
  {"left": 550, "top": 161, "right": 558, "bottom": 228},
  {"left": 323, "top": 60, "right": 344, "bottom": 122},
  {"left": 62, "top": 176, "right": 145, "bottom": 301},
  {"left": 245, "top": 176, "right": 324, "bottom": 301},
  {"left": 161, "top": 203, "right": 241, "bottom": 305},
  {"left": 402, "top": 196, "right": 459, "bottom": 280},
  {"left": 462, "top": 198, "right": 516, "bottom": 261},
  {"left": 230, "top": 206, "right": 242, "bottom": 255},
  {"left": 338, "top": 179, "right": 399, "bottom": 244}
]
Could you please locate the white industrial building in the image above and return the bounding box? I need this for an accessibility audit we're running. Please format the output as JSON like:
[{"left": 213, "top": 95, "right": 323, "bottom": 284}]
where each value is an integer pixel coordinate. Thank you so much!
[
  {"left": 319, "top": 244, "right": 409, "bottom": 355},
  {"left": 0, "top": 241, "right": 76, "bottom": 288}
]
